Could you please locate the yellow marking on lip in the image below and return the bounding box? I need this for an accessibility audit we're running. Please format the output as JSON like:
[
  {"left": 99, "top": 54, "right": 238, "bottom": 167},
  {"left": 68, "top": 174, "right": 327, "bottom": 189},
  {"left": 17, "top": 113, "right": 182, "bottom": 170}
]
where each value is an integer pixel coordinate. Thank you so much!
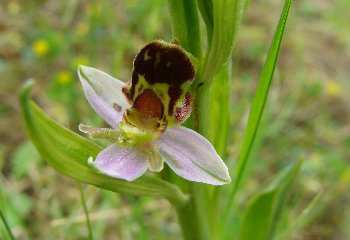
[
  {"left": 154, "top": 52, "right": 161, "bottom": 69},
  {"left": 132, "top": 74, "right": 192, "bottom": 126},
  {"left": 144, "top": 49, "right": 151, "bottom": 61}
]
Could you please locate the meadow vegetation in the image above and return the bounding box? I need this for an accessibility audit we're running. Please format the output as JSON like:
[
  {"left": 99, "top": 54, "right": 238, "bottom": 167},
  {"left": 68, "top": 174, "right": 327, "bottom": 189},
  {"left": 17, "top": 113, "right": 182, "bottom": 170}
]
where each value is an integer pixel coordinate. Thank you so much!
[{"left": 0, "top": 0, "right": 349, "bottom": 239}]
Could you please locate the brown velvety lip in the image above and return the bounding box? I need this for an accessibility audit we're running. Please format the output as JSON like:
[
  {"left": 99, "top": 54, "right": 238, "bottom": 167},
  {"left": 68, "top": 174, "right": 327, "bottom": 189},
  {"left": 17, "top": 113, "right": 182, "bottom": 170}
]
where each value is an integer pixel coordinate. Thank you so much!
[{"left": 133, "top": 89, "right": 164, "bottom": 119}]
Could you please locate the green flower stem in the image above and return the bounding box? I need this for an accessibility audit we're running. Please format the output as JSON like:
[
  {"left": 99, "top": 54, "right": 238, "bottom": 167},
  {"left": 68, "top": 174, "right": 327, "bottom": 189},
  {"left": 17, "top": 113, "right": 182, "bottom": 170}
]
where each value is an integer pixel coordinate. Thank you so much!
[
  {"left": 167, "top": 1, "right": 213, "bottom": 239},
  {"left": 193, "top": 79, "right": 225, "bottom": 239},
  {"left": 173, "top": 104, "right": 214, "bottom": 237},
  {"left": 175, "top": 185, "right": 211, "bottom": 240},
  {"left": 175, "top": 204, "right": 202, "bottom": 240},
  {"left": 210, "top": 61, "right": 232, "bottom": 157},
  {"left": 196, "top": 82, "right": 211, "bottom": 138},
  {"left": 174, "top": 64, "right": 220, "bottom": 240}
]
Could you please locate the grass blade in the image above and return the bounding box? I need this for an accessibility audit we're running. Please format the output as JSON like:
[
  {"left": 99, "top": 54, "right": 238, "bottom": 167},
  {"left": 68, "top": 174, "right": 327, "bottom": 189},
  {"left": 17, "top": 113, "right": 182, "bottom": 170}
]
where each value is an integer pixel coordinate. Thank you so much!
[
  {"left": 0, "top": 210, "right": 15, "bottom": 240},
  {"left": 277, "top": 192, "right": 323, "bottom": 239},
  {"left": 225, "top": 0, "right": 292, "bottom": 218}
]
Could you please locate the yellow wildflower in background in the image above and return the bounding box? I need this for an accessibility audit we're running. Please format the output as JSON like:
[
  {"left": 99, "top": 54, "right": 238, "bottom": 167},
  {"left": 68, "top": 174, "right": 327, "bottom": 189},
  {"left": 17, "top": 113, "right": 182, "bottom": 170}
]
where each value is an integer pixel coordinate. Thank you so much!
[
  {"left": 57, "top": 71, "right": 72, "bottom": 85},
  {"left": 341, "top": 169, "right": 350, "bottom": 184},
  {"left": 325, "top": 81, "right": 341, "bottom": 97},
  {"left": 32, "top": 39, "right": 49, "bottom": 57}
]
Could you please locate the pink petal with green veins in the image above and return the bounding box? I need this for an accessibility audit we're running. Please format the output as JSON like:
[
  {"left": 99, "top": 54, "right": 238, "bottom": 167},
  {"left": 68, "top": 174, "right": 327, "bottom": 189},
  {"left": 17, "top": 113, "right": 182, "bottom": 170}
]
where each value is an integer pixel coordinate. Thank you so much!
[
  {"left": 94, "top": 144, "right": 148, "bottom": 181},
  {"left": 78, "top": 65, "right": 131, "bottom": 128},
  {"left": 156, "top": 127, "right": 231, "bottom": 185}
]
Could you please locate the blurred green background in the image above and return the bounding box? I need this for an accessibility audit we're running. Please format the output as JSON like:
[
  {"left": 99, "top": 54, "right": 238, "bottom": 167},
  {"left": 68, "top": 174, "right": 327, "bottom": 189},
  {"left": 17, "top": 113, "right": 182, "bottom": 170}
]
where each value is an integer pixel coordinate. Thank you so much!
[{"left": 0, "top": 0, "right": 349, "bottom": 239}]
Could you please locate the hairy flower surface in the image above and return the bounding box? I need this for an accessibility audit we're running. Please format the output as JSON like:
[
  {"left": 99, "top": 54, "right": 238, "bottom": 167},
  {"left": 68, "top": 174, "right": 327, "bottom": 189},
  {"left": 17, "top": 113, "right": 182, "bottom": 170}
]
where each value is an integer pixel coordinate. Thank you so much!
[{"left": 78, "top": 41, "right": 230, "bottom": 185}]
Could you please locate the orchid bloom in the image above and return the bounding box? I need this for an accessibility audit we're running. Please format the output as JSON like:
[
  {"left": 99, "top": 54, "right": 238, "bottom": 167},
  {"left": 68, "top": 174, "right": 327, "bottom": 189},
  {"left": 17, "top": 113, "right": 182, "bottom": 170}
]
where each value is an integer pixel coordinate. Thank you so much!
[{"left": 78, "top": 40, "right": 230, "bottom": 185}]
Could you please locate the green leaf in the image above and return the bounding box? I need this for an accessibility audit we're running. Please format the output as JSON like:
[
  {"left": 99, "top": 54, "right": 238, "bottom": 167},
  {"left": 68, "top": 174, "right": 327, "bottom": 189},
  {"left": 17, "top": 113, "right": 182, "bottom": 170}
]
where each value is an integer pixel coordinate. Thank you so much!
[
  {"left": 167, "top": 0, "right": 201, "bottom": 58},
  {"left": 19, "top": 81, "right": 188, "bottom": 206},
  {"left": 199, "top": 0, "right": 248, "bottom": 84},
  {"left": 196, "top": 0, "right": 248, "bottom": 138},
  {"left": 238, "top": 159, "right": 302, "bottom": 240},
  {"left": 227, "top": 0, "right": 292, "bottom": 209},
  {"left": 197, "top": 0, "right": 213, "bottom": 45}
]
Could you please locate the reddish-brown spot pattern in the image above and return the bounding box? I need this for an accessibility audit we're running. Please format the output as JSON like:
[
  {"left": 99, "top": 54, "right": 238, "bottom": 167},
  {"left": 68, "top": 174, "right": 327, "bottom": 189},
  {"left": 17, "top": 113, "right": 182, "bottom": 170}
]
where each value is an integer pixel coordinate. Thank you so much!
[{"left": 174, "top": 92, "right": 192, "bottom": 123}]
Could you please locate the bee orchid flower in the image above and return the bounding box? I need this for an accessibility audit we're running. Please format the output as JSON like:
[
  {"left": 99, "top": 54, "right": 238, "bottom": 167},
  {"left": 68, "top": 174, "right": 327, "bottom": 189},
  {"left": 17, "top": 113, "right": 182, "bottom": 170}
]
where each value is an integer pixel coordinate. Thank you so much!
[{"left": 78, "top": 41, "right": 230, "bottom": 185}]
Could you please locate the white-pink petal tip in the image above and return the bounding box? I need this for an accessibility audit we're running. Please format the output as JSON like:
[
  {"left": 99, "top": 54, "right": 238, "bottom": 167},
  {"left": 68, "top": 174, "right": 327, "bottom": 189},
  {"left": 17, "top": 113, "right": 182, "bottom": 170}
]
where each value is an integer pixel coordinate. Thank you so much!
[
  {"left": 93, "top": 144, "right": 148, "bottom": 182},
  {"left": 156, "top": 127, "right": 231, "bottom": 185},
  {"left": 78, "top": 65, "right": 131, "bottom": 128}
]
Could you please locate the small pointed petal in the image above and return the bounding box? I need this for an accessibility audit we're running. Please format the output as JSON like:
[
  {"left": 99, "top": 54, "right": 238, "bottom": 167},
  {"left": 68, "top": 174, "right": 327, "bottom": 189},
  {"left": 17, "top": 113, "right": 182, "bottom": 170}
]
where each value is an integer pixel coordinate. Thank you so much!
[
  {"left": 156, "top": 127, "right": 231, "bottom": 185},
  {"left": 146, "top": 148, "right": 164, "bottom": 172},
  {"left": 79, "top": 123, "right": 119, "bottom": 141},
  {"left": 78, "top": 65, "right": 131, "bottom": 128},
  {"left": 94, "top": 144, "right": 148, "bottom": 181}
]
